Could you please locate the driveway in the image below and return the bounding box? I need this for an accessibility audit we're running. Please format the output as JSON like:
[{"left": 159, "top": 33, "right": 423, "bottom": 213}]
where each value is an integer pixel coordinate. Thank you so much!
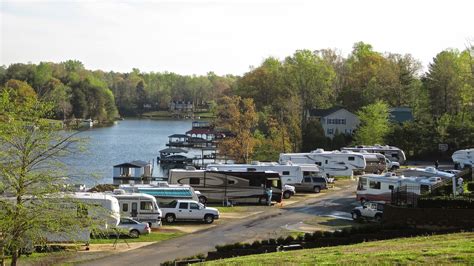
[{"left": 81, "top": 180, "right": 357, "bottom": 266}]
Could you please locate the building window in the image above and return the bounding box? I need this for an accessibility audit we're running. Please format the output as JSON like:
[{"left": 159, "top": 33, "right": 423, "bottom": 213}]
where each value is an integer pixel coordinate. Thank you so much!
[
  {"left": 189, "top": 178, "right": 200, "bottom": 185},
  {"left": 388, "top": 185, "right": 394, "bottom": 190},
  {"left": 369, "top": 181, "right": 381, "bottom": 189},
  {"left": 342, "top": 119, "right": 346, "bottom": 125},
  {"left": 327, "top": 128, "right": 334, "bottom": 135}
]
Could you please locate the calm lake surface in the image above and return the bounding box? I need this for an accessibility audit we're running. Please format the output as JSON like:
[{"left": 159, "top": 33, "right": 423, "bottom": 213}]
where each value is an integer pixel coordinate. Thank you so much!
[{"left": 63, "top": 119, "right": 195, "bottom": 186}]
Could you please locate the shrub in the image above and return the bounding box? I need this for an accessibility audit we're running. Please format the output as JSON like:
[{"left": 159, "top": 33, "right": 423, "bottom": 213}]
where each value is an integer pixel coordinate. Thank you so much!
[
  {"left": 418, "top": 196, "right": 474, "bottom": 209},
  {"left": 304, "top": 232, "right": 312, "bottom": 241},
  {"left": 268, "top": 238, "right": 277, "bottom": 245},
  {"left": 312, "top": 231, "right": 324, "bottom": 239},
  {"left": 284, "top": 235, "right": 295, "bottom": 244},
  {"left": 467, "top": 181, "right": 474, "bottom": 192},
  {"left": 251, "top": 240, "right": 261, "bottom": 248},
  {"left": 276, "top": 237, "right": 285, "bottom": 245},
  {"left": 261, "top": 239, "right": 269, "bottom": 245}
]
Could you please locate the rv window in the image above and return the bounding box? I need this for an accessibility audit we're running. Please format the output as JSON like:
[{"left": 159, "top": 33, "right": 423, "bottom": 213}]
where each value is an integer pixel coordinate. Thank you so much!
[
  {"left": 249, "top": 179, "right": 263, "bottom": 187},
  {"left": 189, "top": 178, "right": 200, "bottom": 185},
  {"left": 282, "top": 171, "right": 290, "bottom": 175},
  {"left": 325, "top": 160, "right": 328, "bottom": 164},
  {"left": 190, "top": 203, "right": 199, "bottom": 210},
  {"left": 315, "top": 162, "right": 322, "bottom": 166},
  {"left": 140, "top": 201, "right": 153, "bottom": 211},
  {"left": 228, "top": 180, "right": 235, "bottom": 185},
  {"left": 304, "top": 177, "right": 311, "bottom": 183},
  {"left": 369, "top": 181, "right": 381, "bottom": 189},
  {"left": 348, "top": 156, "right": 355, "bottom": 161},
  {"left": 122, "top": 203, "right": 129, "bottom": 212},
  {"left": 392, "top": 153, "right": 399, "bottom": 158},
  {"left": 179, "top": 202, "right": 188, "bottom": 209},
  {"left": 388, "top": 185, "right": 394, "bottom": 190},
  {"left": 247, "top": 168, "right": 257, "bottom": 172}
]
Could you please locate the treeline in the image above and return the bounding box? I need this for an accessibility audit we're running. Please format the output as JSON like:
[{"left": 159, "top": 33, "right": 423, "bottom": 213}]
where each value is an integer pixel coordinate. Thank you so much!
[{"left": 230, "top": 42, "right": 473, "bottom": 160}]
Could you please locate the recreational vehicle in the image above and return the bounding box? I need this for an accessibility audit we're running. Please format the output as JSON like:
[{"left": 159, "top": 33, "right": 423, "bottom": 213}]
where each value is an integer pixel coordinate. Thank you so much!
[
  {"left": 119, "top": 183, "right": 200, "bottom": 205},
  {"left": 108, "top": 190, "right": 162, "bottom": 227},
  {"left": 400, "top": 167, "right": 454, "bottom": 180},
  {"left": 168, "top": 169, "right": 283, "bottom": 205},
  {"left": 279, "top": 149, "right": 366, "bottom": 177},
  {"left": 360, "top": 153, "right": 387, "bottom": 174},
  {"left": 356, "top": 173, "right": 443, "bottom": 204},
  {"left": 452, "top": 148, "right": 473, "bottom": 169},
  {"left": 341, "top": 145, "right": 406, "bottom": 164}
]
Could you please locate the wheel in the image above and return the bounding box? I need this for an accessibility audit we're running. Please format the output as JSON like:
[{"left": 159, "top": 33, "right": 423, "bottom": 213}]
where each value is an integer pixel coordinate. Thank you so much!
[
  {"left": 165, "top": 214, "right": 176, "bottom": 223},
  {"left": 199, "top": 196, "right": 207, "bottom": 204},
  {"left": 313, "top": 186, "right": 321, "bottom": 193},
  {"left": 351, "top": 212, "right": 360, "bottom": 220},
  {"left": 374, "top": 214, "right": 382, "bottom": 223},
  {"left": 204, "top": 214, "right": 214, "bottom": 224},
  {"left": 283, "top": 191, "right": 291, "bottom": 199},
  {"left": 129, "top": 229, "right": 140, "bottom": 238}
]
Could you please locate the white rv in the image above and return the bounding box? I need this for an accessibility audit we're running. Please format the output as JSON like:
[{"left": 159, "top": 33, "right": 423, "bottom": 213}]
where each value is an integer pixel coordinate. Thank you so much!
[
  {"left": 168, "top": 169, "right": 283, "bottom": 205},
  {"left": 356, "top": 173, "right": 443, "bottom": 204},
  {"left": 108, "top": 190, "right": 162, "bottom": 227},
  {"left": 279, "top": 149, "right": 366, "bottom": 177},
  {"left": 119, "top": 183, "right": 200, "bottom": 205},
  {"left": 452, "top": 148, "right": 473, "bottom": 169},
  {"left": 341, "top": 145, "right": 406, "bottom": 164},
  {"left": 400, "top": 167, "right": 454, "bottom": 180}
]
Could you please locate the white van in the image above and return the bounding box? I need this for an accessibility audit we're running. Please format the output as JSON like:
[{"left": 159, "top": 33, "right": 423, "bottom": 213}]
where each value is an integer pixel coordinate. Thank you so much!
[{"left": 109, "top": 190, "right": 162, "bottom": 227}]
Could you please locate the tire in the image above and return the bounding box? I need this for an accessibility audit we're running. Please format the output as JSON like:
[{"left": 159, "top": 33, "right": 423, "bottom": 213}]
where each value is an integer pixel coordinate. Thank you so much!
[
  {"left": 374, "top": 214, "right": 382, "bottom": 223},
  {"left": 351, "top": 212, "right": 360, "bottom": 221},
  {"left": 204, "top": 214, "right": 214, "bottom": 224},
  {"left": 198, "top": 196, "right": 207, "bottom": 204},
  {"left": 313, "top": 186, "right": 321, "bottom": 193},
  {"left": 283, "top": 191, "right": 291, "bottom": 199},
  {"left": 165, "top": 213, "right": 176, "bottom": 223},
  {"left": 129, "top": 229, "right": 140, "bottom": 238}
]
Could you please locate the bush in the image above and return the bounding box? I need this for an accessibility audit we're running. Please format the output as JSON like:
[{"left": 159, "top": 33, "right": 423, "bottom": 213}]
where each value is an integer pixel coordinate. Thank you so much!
[
  {"left": 284, "top": 235, "right": 295, "bottom": 244},
  {"left": 276, "top": 237, "right": 285, "bottom": 245},
  {"left": 418, "top": 196, "right": 474, "bottom": 209},
  {"left": 467, "top": 181, "right": 474, "bottom": 192},
  {"left": 268, "top": 238, "right": 277, "bottom": 245},
  {"left": 251, "top": 240, "right": 261, "bottom": 248}
]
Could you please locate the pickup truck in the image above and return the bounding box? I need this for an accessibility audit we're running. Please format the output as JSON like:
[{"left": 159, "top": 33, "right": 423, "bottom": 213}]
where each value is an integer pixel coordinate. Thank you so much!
[
  {"left": 351, "top": 201, "right": 384, "bottom": 222},
  {"left": 161, "top": 200, "right": 220, "bottom": 224},
  {"left": 385, "top": 158, "right": 400, "bottom": 171}
]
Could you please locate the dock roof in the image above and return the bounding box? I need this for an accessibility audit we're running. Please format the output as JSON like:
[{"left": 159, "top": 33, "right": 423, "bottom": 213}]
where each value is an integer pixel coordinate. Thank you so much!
[
  {"left": 114, "top": 160, "right": 149, "bottom": 168},
  {"left": 159, "top": 148, "right": 188, "bottom": 154}
]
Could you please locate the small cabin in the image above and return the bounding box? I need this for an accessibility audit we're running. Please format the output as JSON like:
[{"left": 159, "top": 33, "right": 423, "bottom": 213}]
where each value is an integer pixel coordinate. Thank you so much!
[{"left": 113, "top": 160, "right": 153, "bottom": 185}]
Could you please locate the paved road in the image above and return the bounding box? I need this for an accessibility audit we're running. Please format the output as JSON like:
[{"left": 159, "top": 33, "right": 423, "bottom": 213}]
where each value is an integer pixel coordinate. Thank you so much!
[{"left": 82, "top": 181, "right": 357, "bottom": 266}]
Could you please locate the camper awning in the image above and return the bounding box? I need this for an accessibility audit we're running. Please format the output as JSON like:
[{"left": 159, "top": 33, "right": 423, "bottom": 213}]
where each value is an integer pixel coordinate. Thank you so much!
[{"left": 138, "top": 188, "right": 193, "bottom": 198}]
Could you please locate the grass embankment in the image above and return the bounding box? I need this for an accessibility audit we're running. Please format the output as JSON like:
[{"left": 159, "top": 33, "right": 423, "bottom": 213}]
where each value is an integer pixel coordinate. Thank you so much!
[
  {"left": 214, "top": 206, "right": 249, "bottom": 213},
  {"left": 206, "top": 232, "right": 474, "bottom": 265},
  {"left": 90, "top": 231, "right": 183, "bottom": 244}
]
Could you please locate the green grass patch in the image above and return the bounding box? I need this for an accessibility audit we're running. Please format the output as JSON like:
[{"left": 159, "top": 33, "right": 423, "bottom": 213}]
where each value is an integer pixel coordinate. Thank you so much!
[
  {"left": 214, "top": 206, "right": 249, "bottom": 213},
  {"left": 90, "top": 231, "right": 183, "bottom": 244},
  {"left": 205, "top": 232, "right": 474, "bottom": 265}
]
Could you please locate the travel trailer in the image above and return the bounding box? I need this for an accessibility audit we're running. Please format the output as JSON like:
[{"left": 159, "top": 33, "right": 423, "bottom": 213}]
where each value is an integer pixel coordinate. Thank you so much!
[
  {"left": 119, "top": 183, "right": 200, "bottom": 205},
  {"left": 279, "top": 149, "right": 366, "bottom": 177},
  {"left": 356, "top": 173, "right": 443, "bottom": 204},
  {"left": 400, "top": 167, "right": 454, "bottom": 180},
  {"left": 108, "top": 190, "right": 162, "bottom": 227},
  {"left": 168, "top": 169, "right": 283, "bottom": 205},
  {"left": 452, "top": 148, "right": 473, "bottom": 169},
  {"left": 341, "top": 145, "right": 406, "bottom": 164}
]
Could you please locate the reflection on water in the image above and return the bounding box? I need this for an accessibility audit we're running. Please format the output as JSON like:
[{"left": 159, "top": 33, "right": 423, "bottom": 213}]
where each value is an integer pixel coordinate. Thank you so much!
[{"left": 62, "top": 119, "right": 198, "bottom": 186}]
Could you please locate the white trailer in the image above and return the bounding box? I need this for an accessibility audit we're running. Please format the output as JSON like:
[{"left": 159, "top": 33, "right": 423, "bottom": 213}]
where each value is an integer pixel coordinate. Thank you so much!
[
  {"left": 341, "top": 145, "right": 406, "bottom": 164},
  {"left": 452, "top": 148, "right": 473, "bottom": 169},
  {"left": 279, "top": 149, "right": 366, "bottom": 177},
  {"left": 108, "top": 190, "right": 162, "bottom": 227},
  {"left": 356, "top": 173, "right": 443, "bottom": 204}
]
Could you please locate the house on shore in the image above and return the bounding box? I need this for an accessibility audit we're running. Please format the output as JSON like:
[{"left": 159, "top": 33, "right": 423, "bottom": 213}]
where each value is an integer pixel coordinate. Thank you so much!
[
  {"left": 309, "top": 107, "right": 360, "bottom": 138},
  {"left": 113, "top": 160, "right": 153, "bottom": 185}
]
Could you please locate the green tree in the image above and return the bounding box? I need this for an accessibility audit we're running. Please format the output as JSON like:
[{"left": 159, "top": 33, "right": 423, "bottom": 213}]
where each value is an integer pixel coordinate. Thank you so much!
[
  {"left": 0, "top": 90, "right": 87, "bottom": 265},
  {"left": 354, "top": 101, "right": 390, "bottom": 145}
]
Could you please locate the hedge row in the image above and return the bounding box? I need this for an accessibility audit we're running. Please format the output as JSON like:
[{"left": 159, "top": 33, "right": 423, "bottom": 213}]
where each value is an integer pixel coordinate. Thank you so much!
[
  {"left": 418, "top": 196, "right": 474, "bottom": 209},
  {"left": 162, "top": 226, "right": 465, "bottom": 265},
  {"left": 467, "top": 181, "right": 474, "bottom": 192}
]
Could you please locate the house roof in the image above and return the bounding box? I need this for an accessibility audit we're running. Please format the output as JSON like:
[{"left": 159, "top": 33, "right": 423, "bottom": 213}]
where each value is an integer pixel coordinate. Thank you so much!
[
  {"left": 186, "top": 128, "right": 216, "bottom": 135},
  {"left": 114, "top": 160, "right": 149, "bottom": 168},
  {"left": 309, "top": 107, "right": 346, "bottom": 117},
  {"left": 389, "top": 107, "right": 413, "bottom": 123},
  {"left": 159, "top": 148, "right": 188, "bottom": 154}
]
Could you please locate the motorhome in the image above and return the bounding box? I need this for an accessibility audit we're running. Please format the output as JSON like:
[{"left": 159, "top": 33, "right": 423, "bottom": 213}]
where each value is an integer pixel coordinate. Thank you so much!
[
  {"left": 205, "top": 162, "right": 322, "bottom": 198},
  {"left": 119, "top": 183, "right": 200, "bottom": 205},
  {"left": 400, "top": 167, "right": 454, "bottom": 180},
  {"left": 452, "top": 148, "right": 473, "bottom": 169},
  {"left": 341, "top": 145, "right": 406, "bottom": 164},
  {"left": 168, "top": 169, "right": 283, "bottom": 205},
  {"left": 108, "top": 190, "right": 162, "bottom": 227},
  {"left": 279, "top": 149, "right": 366, "bottom": 177},
  {"left": 356, "top": 173, "right": 443, "bottom": 204}
]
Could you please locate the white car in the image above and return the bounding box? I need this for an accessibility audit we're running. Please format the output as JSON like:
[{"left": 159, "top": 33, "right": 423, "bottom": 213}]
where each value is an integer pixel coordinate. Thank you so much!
[{"left": 161, "top": 200, "right": 220, "bottom": 224}]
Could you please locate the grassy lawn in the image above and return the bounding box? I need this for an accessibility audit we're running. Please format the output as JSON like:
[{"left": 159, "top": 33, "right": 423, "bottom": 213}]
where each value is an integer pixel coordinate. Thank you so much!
[
  {"left": 214, "top": 206, "right": 249, "bottom": 213},
  {"left": 90, "top": 231, "right": 184, "bottom": 244},
  {"left": 206, "top": 232, "right": 474, "bottom": 265}
]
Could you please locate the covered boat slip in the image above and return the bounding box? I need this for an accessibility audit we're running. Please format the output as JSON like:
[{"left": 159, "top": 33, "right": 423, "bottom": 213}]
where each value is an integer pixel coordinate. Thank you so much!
[{"left": 168, "top": 170, "right": 283, "bottom": 204}]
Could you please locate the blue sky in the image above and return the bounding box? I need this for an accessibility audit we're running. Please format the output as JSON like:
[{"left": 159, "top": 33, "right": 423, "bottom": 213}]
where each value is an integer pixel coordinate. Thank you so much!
[{"left": 1, "top": 0, "right": 473, "bottom": 75}]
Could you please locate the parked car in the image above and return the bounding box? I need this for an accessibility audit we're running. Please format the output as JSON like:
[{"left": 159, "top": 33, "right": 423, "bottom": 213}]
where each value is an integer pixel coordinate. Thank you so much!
[
  {"left": 289, "top": 176, "right": 328, "bottom": 193},
  {"left": 351, "top": 202, "right": 384, "bottom": 222},
  {"left": 161, "top": 200, "right": 219, "bottom": 224},
  {"left": 116, "top": 217, "right": 151, "bottom": 238}
]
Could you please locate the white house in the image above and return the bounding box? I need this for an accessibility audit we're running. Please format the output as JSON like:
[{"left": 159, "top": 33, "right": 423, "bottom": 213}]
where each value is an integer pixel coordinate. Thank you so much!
[{"left": 309, "top": 107, "right": 359, "bottom": 138}]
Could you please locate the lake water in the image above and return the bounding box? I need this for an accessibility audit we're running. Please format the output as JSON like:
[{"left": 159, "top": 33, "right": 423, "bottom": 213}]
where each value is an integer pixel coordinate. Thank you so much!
[{"left": 63, "top": 119, "right": 197, "bottom": 186}]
